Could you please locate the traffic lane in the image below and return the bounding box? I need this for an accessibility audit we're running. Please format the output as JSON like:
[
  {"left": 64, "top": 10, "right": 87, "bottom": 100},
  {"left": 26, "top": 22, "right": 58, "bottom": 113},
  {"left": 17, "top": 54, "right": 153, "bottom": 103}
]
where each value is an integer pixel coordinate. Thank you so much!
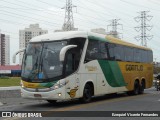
[
  {"left": 1, "top": 88, "right": 160, "bottom": 120},
  {"left": 0, "top": 87, "right": 158, "bottom": 112},
  {"left": 2, "top": 93, "right": 148, "bottom": 111},
  {"left": 7, "top": 93, "right": 160, "bottom": 120},
  {"left": 76, "top": 93, "right": 160, "bottom": 111},
  {"left": 8, "top": 93, "right": 153, "bottom": 113}
]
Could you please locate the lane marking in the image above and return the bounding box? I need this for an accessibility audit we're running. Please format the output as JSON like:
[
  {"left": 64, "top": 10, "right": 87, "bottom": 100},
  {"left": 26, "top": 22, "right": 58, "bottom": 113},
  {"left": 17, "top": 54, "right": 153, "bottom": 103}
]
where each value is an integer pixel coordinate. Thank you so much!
[
  {"left": 2, "top": 94, "right": 150, "bottom": 120},
  {"left": 43, "top": 94, "right": 149, "bottom": 116}
]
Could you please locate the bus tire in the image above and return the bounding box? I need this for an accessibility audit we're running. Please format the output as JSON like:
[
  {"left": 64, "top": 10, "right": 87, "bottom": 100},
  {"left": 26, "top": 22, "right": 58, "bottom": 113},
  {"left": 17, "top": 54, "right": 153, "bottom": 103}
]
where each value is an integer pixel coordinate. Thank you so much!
[
  {"left": 47, "top": 100, "right": 57, "bottom": 104},
  {"left": 127, "top": 81, "right": 140, "bottom": 95},
  {"left": 80, "top": 84, "right": 92, "bottom": 103},
  {"left": 133, "top": 81, "right": 140, "bottom": 95},
  {"left": 139, "top": 81, "right": 145, "bottom": 94}
]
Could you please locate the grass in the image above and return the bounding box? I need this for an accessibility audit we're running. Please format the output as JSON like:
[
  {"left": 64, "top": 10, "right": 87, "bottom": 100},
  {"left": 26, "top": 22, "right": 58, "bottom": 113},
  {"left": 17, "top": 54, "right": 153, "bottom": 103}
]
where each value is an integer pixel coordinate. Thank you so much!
[{"left": 0, "top": 77, "right": 21, "bottom": 87}]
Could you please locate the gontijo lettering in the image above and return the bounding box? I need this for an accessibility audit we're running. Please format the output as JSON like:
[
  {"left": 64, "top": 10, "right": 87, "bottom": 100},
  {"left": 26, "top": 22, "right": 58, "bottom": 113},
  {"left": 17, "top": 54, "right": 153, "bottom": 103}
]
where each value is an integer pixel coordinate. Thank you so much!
[{"left": 126, "top": 64, "right": 143, "bottom": 71}]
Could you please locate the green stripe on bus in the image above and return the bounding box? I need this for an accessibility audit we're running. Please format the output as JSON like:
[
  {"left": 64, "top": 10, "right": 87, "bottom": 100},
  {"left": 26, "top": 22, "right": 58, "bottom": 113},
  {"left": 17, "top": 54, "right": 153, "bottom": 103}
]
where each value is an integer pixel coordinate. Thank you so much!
[
  {"left": 38, "top": 81, "right": 57, "bottom": 88},
  {"left": 88, "top": 36, "right": 110, "bottom": 42},
  {"left": 98, "top": 60, "right": 126, "bottom": 87}
]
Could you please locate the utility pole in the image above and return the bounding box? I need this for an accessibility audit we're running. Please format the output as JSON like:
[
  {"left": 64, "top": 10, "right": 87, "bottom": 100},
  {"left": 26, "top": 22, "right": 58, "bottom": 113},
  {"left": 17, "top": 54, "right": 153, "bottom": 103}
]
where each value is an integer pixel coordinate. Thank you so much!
[
  {"left": 62, "top": 0, "right": 76, "bottom": 31},
  {"left": 134, "top": 11, "right": 153, "bottom": 47},
  {"left": 107, "top": 19, "right": 123, "bottom": 39}
]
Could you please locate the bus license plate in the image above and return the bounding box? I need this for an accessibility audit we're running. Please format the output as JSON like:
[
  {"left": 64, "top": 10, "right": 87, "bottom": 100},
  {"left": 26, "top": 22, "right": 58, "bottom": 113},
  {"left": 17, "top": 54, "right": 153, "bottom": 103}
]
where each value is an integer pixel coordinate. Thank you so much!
[{"left": 34, "top": 94, "right": 42, "bottom": 98}]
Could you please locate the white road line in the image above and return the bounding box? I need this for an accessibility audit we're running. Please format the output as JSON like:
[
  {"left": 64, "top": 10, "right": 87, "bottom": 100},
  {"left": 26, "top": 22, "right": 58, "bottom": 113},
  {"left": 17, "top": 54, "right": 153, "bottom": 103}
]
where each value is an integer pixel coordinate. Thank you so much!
[{"left": 0, "top": 86, "right": 20, "bottom": 91}]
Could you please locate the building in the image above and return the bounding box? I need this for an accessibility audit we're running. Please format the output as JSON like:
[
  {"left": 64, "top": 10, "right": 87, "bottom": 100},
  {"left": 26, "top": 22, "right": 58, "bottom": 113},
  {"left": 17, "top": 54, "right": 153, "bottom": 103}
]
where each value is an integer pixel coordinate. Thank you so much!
[
  {"left": 0, "top": 65, "right": 21, "bottom": 77},
  {"left": 91, "top": 28, "right": 107, "bottom": 35},
  {"left": 154, "top": 62, "right": 160, "bottom": 67},
  {"left": 0, "top": 32, "right": 10, "bottom": 65},
  {"left": 19, "top": 24, "right": 48, "bottom": 64},
  {"left": 54, "top": 28, "right": 78, "bottom": 32}
]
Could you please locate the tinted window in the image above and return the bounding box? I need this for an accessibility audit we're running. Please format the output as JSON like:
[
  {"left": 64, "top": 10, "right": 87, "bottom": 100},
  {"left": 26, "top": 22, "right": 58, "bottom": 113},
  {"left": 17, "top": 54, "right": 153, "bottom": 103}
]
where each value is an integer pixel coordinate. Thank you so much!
[
  {"left": 85, "top": 40, "right": 99, "bottom": 62},
  {"left": 99, "top": 42, "right": 108, "bottom": 59},
  {"left": 85, "top": 40, "right": 109, "bottom": 62},
  {"left": 134, "top": 49, "right": 141, "bottom": 62},
  {"left": 114, "top": 45, "right": 124, "bottom": 61},
  {"left": 85, "top": 40, "right": 153, "bottom": 63},
  {"left": 108, "top": 43, "right": 115, "bottom": 60},
  {"left": 141, "top": 50, "right": 148, "bottom": 63},
  {"left": 148, "top": 50, "right": 153, "bottom": 62},
  {"left": 124, "top": 47, "right": 134, "bottom": 62}
]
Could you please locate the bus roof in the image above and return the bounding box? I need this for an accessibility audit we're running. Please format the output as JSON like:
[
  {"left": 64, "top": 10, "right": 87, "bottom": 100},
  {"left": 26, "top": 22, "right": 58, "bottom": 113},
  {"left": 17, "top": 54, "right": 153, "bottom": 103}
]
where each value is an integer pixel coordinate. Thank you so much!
[
  {"left": 30, "top": 31, "right": 151, "bottom": 51},
  {"left": 30, "top": 31, "right": 88, "bottom": 42},
  {"left": 106, "top": 36, "right": 151, "bottom": 50}
]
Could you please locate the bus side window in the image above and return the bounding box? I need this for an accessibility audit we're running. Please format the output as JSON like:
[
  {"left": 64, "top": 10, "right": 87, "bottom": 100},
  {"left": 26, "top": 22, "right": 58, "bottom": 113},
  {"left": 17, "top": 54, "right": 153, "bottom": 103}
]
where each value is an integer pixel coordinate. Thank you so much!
[
  {"left": 114, "top": 45, "right": 124, "bottom": 61},
  {"left": 108, "top": 43, "right": 115, "bottom": 60},
  {"left": 134, "top": 49, "right": 141, "bottom": 62},
  {"left": 85, "top": 40, "right": 99, "bottom": 62},
  {"left": 148, "top": 50, "right": 153, "bottom": 63},
  {"left": 141, "top": 50, "right": 148, "bottom": 63},
  {"left": 99, "top": 42, "right": 108, "bottom": 59},
  {"left": 124, "top": 47, "right": 133, "bottom": 62}
]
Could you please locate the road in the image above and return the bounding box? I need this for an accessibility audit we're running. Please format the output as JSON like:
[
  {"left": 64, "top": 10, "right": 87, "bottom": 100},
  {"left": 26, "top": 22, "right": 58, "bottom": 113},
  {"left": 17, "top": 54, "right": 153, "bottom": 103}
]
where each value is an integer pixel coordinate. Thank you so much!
[{"left": 0, "top": 87, "right": 160, "bottom": 120}]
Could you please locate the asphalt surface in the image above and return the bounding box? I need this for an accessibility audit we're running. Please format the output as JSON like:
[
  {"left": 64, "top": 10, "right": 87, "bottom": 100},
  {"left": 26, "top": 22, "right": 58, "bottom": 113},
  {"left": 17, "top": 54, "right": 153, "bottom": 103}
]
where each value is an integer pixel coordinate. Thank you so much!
[{"left": 0, "top": 87, "right": 160, "bottom": 120}]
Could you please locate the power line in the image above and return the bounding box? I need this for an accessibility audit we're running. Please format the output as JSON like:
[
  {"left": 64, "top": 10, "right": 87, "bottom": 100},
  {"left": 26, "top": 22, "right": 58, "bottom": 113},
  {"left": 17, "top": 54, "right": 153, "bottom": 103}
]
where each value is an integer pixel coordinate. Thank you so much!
[
  {"left": 84, "top": 0, "right": 134, "bottom": 18},
  {"left": 0, "top": 0, "right": 62, "bottom": 16},
  {"left": 134, "top": 11, "right": 153, "bottom": 47},
  {"left": 0, "top": 10, "right": 61, "bottom": 27},
  {"left": 120, "top": 0, "right": 160, "bottom": 12}
]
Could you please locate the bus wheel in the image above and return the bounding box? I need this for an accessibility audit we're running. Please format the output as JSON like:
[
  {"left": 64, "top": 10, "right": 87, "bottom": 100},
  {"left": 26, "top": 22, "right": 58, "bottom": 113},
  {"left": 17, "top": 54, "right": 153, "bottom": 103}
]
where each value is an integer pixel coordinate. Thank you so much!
[
  {"left": 80, "top": 84, "right": 92, "bottom": 103},
  {"left": 47, "top": 100, "right": 57, "bottom": 104},
  {"left": 133, "top": 81, "right": 140, "bottom": 95},
  {"left": 139, "top": 81, "right": 145, "bottom": 94}
]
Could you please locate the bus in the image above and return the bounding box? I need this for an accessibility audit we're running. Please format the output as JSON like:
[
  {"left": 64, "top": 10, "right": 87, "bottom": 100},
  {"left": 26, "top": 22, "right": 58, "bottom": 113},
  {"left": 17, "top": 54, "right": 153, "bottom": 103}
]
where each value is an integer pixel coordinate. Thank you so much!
[{"left": 13, "top": 31, "right": 153, "bottom": 103}]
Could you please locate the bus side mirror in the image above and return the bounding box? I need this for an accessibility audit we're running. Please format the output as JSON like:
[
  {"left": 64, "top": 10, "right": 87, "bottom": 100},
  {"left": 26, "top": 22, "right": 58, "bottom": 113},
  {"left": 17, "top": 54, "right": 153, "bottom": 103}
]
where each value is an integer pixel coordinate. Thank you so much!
[
  {"left": 13, "top": 48, "right": 25, "bottom": 63},
  {"left": 59, "top": 45, "right": 77, "bottom": 62}
]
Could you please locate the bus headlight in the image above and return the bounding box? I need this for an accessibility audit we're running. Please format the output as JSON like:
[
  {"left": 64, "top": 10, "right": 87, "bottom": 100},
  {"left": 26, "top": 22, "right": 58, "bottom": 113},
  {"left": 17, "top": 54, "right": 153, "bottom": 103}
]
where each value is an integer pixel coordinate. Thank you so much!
[
  {"left": 53, "top": 84, "right": 59, "bottom": 89},
  {"left": 50, "top": 79, "right": 69, "bottom": 90},
  {"left": 20, "top": 81, "right": 24, "bottom": 88}
]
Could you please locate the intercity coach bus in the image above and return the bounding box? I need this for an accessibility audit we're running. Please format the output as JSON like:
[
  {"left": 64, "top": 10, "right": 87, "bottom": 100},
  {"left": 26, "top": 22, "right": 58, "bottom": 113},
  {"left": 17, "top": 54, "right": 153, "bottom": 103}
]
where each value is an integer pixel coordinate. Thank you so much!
[{"left": 13, "top": 31, "right": 153, "bottom": 103}]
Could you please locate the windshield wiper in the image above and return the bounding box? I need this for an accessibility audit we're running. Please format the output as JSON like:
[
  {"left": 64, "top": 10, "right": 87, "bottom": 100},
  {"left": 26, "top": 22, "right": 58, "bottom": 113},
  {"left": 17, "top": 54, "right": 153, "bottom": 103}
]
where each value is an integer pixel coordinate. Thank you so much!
[{"left": 39, "top": 59, "right": 48, "bottom": 79}]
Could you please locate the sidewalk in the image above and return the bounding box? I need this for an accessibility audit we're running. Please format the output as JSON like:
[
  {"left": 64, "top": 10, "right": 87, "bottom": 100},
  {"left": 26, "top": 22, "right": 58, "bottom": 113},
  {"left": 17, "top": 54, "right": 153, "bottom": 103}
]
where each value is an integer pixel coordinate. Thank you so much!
[{"left": 0, "top": 86, "right": 20, "bottom": 91}]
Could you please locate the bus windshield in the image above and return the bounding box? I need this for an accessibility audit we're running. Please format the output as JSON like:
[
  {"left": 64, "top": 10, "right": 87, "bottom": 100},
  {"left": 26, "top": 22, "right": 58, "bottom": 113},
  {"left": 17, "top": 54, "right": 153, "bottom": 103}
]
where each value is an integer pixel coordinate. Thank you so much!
[{"left": 21, "top": 41, "right": 68, "bottom": 82}]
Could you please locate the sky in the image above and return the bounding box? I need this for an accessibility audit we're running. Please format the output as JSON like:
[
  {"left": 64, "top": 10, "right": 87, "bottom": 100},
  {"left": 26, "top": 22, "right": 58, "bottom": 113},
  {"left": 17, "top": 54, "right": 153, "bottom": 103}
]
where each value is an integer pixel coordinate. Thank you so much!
[{"left": 0, "top": 0, "right": 160, "bottom": 64}]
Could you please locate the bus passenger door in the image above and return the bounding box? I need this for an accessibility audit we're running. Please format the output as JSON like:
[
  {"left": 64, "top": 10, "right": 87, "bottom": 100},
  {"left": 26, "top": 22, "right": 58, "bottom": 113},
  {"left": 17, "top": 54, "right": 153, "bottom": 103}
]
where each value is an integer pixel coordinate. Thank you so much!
[{"left": 64, "top": 52, "right": 80, "bottom": 99}]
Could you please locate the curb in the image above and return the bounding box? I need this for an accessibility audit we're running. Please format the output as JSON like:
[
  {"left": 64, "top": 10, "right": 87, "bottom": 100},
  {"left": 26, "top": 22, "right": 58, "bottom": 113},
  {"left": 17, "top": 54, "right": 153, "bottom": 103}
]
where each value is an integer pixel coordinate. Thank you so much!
[
  {"left": 0, "top": 86, "right": 20, "bottom": 91},
  {"left": 0, "top": 86, "right": 21, "bottom": 99},
  {"left": 0, "top": 90, "right": 21, "bottom": 98}
]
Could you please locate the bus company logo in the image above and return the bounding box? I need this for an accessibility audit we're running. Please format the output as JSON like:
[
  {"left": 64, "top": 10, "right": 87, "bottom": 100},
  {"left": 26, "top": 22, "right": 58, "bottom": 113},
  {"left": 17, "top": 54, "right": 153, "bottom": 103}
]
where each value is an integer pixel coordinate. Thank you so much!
[
  {"left": 85, "top": 65, "right": 97, "bottom": 71},
  {"left": 67, "top": 89, "right": 78, "bottom": 98},
  {"left": 126, "top": 64, "right": 143, "bottom": 71},
  {"left": 2, "top": 112, "right": 11, "bottom": 117}
]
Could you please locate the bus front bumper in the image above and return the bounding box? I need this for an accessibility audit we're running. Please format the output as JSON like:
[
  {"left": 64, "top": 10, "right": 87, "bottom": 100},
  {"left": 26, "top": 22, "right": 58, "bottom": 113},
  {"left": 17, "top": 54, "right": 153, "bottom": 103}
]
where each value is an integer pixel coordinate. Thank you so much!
[{"left": 21, "top": 87, "right": 66, "bottom": 100}]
